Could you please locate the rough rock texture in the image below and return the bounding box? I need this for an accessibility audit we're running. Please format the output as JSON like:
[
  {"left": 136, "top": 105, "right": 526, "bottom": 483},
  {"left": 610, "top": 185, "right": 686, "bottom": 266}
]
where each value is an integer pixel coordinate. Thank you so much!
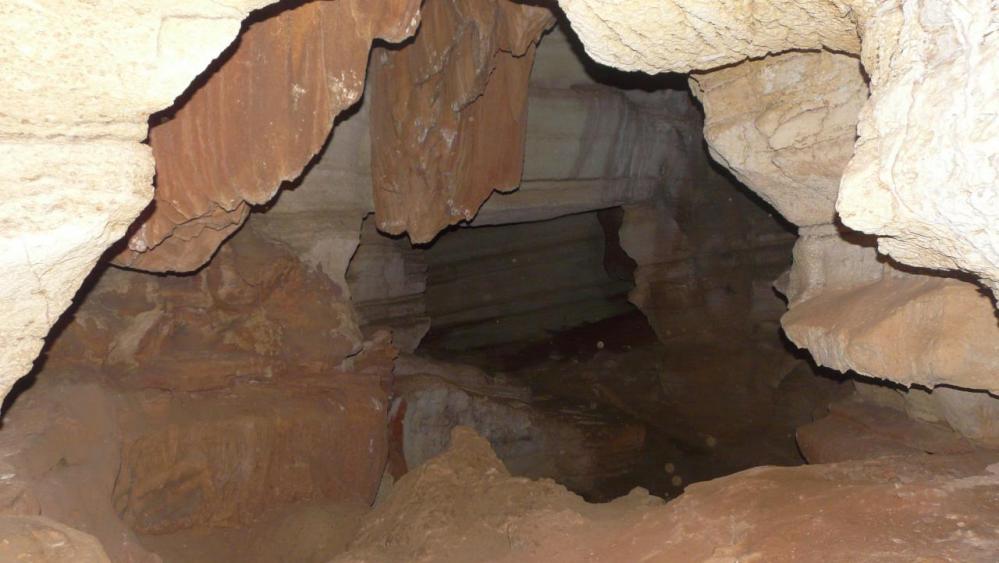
[
  {"left": 556, "top": 0, "right": 860, "bottom": 74},
  {"left": 337, "top": 426, "right": 663, "bottom": 563},
  {"left": 47, "top": 224, "right": 362, "bottom": 389},
  {"left": 222, "top": 80, "right": 377, "bottom": 293},
  {"left": 117, "top": 0, "right": 421, "bottom": 272},
  {"left": 797, "top": 398, "right": 975, "bottom": 464},
  {"left": 0, "top": 516, "right": 110, "bottom": 563},
  {"left": 0, "top": 370, "right": 389, "bottom": 561},
  {"left": 690, "top": 50, "right": 868, "bottom": 227},
  {"left": 137, "top": 500, "right": 370, "bottom": 563},
  {"left": 1, "top": 222, "right": 396, "bottom": 558},
  {"left": 850, "top": 381, "right": 999, "bottom": 449},
  {"left": 338, "top": 426, "right": 999, "bottom": 562},
  {"left": 0, "top": 0, "right": 277, "bottom": 409},
  {"left": 370, "top": 0, "right": 555, "bottom": 242},
  {"left": 559, "top": 0, "right": 999, "bottom": 299},
  {"left": 838, "top": 0, "right": 999, "bottom": 295},
  {"left": 784, "top": 271, "right": 999, "bottom": 394},
  {"left": 390, "top": 355, "right": 646, "bottom": 498}
]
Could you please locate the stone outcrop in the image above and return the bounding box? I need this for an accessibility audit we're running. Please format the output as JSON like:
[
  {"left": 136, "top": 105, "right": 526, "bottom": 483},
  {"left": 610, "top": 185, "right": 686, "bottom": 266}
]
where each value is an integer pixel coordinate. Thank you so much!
[
  {"left": 689, "top": 50, "right": 868, "bottom": 227},
  {"left": 1, "top": 220, "right": 395, "bottom": 558},
  {"left": 471, "top": 26, "right": 672, "bottom": 226},
  {"left": 783, "top": 270, "right": 999, "bottom": 394},
  {"left": 556, "top": 0, "right": 860, "bottom": 74},
  {"left": 117, "top": 0, "right": 421, "bottom": 273},
  {"left": 47, "top": 224, "right": 362, "bottom": 389},
  {"left": 369, "top": 0, "right": 555, "bottom": 242},
  {"left": 838, "top": 0, "right": 999, "bottom": 295},
  {"left": 848, "top": 381, "right": 999, "bottom": 449},
  {"left": 558, "top": 0, "right": 999, "bottom": 300},
  {"left": 0, "top": 0, "right": 279, "bottom": 410},
  {"left": 338, "top": 426, "right": 999, "bottom": 562},
  {"left": 0, "top": 373, "right": 389, "bottom": 561}
]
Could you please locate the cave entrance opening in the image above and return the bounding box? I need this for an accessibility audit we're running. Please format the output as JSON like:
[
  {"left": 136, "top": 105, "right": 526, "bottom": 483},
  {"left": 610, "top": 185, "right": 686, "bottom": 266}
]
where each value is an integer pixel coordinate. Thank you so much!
[{"left": 339, "top": 19, "right": 851, "bottom": 503}]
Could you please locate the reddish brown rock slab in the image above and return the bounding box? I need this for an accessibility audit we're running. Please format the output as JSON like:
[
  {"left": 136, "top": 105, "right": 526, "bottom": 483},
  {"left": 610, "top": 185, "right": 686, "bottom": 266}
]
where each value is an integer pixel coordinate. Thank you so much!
[
  {"left": 797, "top": 399, "right": 975, "bottom": 464},
  {"left": 116, "top": 0, "right": 421, "bottom": 272},
  {"left": 370, "top": 0, "right": 555, "bottom": 242},
  {"left": 338, "top": 427, "right": 999, "bottom": 563},
  {"left": 49, "top": 225, "right": 363, "bottom": 389},
  {"left": 0, "top": 515, "right": 110, "bottom": 563},
  {"left": 113, "top": 376, "right": 389, "bottom": 534}
]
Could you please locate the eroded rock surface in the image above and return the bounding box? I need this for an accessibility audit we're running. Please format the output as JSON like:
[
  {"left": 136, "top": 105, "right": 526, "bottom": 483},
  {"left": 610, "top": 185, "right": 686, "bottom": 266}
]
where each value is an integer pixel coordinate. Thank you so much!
[
  {"left": 117, "top": 0, "right": 421, "bottom": 272},
  {"left": 559, "top": 0, "right": 999, "bottom": 299},
  {"left": 690, "top": 50, "right": 868, "bottom": 227},
  {"left": 839, "top": 0, "right": 999, "bottom": 295},
  {"left": 556, "top": 0, "right": 860, "bottom": 73},
  {"left": 370, "top": 0, "right": 555, "bottom": 242},
  {"left": 49, "top": 225, "right": 362, "bottom": 389},
  {"left": 0, "top": 0, "right": 278, "bottom": 409},
  {"left": 338, "top": 426, "right": 999, "bottom": 562},
  {"left": 0, "top": 515, "right": 110, "bottom": 563}
]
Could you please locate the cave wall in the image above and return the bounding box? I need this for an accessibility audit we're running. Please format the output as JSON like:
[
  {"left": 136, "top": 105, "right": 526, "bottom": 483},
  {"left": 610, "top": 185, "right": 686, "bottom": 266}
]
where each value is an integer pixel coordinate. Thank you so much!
[
  {"left": 0, "top": 0, "right": 281, "bottom": 408},
  {"left": 558, "top": 1, "right": 999, "bottom": 396},
  {"left": 422, "top": 212, "right": 635, "bottom": 350}
]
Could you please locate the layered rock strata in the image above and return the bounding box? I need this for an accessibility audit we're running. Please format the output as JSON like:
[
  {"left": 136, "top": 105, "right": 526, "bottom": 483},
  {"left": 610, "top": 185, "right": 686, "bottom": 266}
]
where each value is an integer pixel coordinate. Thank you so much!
[
  {"left": 116, "top": 0, "right": 421, "bottom": 272},
  {"left": 0, "top": 0, "right": 278, "bottom": 408}
]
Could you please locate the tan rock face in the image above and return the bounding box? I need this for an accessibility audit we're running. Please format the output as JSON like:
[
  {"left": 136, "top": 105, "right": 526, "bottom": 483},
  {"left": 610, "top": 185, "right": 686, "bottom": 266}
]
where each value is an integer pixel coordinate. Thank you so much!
[
  {"left": 556, "top": 0, "right": 860, "bottom": 74},
  {"left": 0, "top": 0, "right": 277, "bottom": 410},
  {"left": 838, "top": 0, "right": 999, "bottom": 294},
  {"left": 559, "top": 0, "right": 999, "bottom": 299},
  {"left": 0, "top": 516, "right": 110, "bottom": 563},
  {"left": 117, "top": 0, "right": 421, "bottom": 272},
  {"left": 369, "top": 0, "right": 555, "bottom": 242},
  {"left": 690, "top": 50, "right": 868, "bottom": 227}
]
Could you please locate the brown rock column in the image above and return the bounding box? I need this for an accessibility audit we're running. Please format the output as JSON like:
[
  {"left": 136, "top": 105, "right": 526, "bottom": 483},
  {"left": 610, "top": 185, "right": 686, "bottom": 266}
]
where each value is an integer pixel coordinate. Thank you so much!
[{"left": 370, "top": 0, "right": 555, "bottom": 242}]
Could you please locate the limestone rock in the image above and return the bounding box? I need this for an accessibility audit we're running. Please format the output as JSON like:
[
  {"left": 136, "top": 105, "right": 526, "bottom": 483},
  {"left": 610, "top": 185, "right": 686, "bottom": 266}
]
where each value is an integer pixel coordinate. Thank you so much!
[
  {"left": 422, "top": 212, "right": 634, "bottom": 350},
  {"left": 0, "top": 0, "right": 278, "bottom": 409},
  {"left": 556, "top": 0, "right": 860, "bottom": 74},
  {"left": 0, "top": 516, "right": 110, "bottom": 563},
  {"left": 838, "top": 0, "right": 999, "bottom": 295},
  {"left": 797, "top": 399, "right": 974, "bottom": 464},
  {"left": 690, "top": 50, "right": 868, "bottom": 226},
  {"left": 850, "top": 381, "right": 999, "bottom": 450},
  {"left": 47, "top": 224, "right": 362, "bottom": 389},
  {"left": 782, "top": 273, "right": 999, "bottom": 394},
  {"left": 370, "top": 0, "right": 555, "bottom": 242},
  {"left": 346, "top": 218, "right": 431, "bottom": 353},
  {"left": 117, "top": 0, "right": 421, "bottom": 272},
  {"left": 559, "top": 0, "right": 999, "bottom": 299},
  {"left": 112, "top": 378, "right": 388, "bottom": 534},
  {"left": 1, "top": 359, "right": 391, "bottom": 558}
]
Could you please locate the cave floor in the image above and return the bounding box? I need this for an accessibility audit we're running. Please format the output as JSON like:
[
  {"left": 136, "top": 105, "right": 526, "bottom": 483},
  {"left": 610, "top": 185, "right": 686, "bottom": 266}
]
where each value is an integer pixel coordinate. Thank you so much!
[{"left": 419, "top": 310, "right": 850, "bottom": 500}]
